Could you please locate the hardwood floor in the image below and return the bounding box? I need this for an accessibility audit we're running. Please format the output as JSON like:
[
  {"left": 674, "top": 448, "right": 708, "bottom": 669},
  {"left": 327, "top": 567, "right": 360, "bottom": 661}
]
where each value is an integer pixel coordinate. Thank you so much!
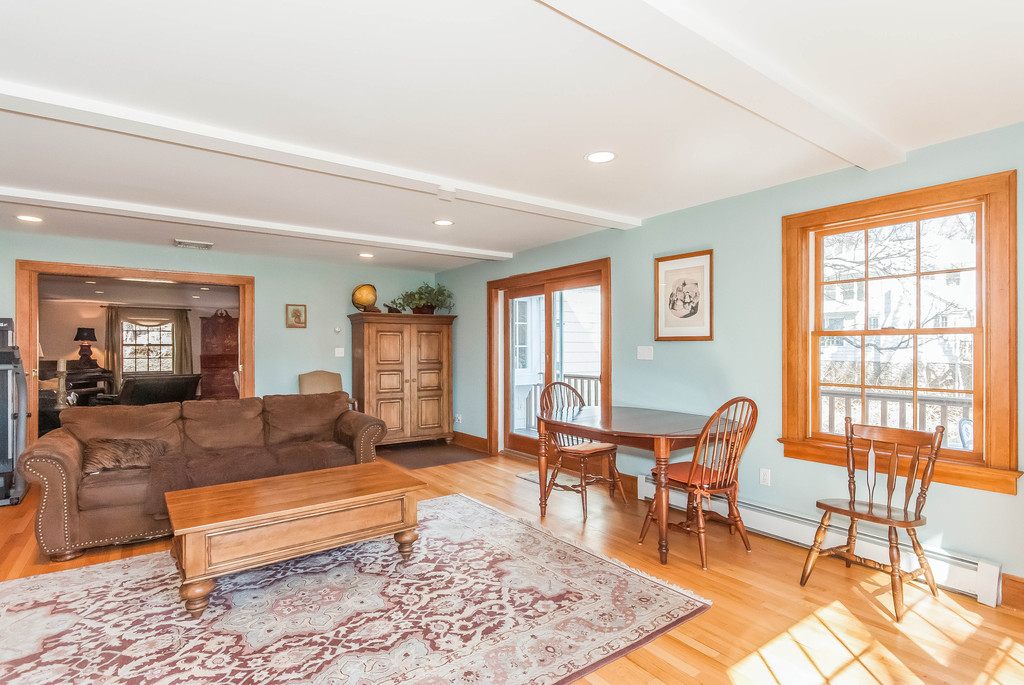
[{"left": 3, "top": 450, "right": 1022, "bottom": 684}]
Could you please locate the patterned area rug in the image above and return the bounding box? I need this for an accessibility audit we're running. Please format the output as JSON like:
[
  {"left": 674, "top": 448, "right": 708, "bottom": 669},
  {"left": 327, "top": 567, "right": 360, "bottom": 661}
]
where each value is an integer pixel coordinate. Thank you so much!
[{"left": 0, "top": 494, "right": 709, "bottom": 685}]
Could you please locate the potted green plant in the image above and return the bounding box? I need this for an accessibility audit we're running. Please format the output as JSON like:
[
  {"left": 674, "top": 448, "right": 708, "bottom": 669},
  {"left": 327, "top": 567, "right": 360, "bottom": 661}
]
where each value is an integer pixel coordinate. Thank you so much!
[
  {"left": 383, "top": 298, "right": 405, "bottom": 313},
  {"left": 397, "top": 282, "right": 454, "bottom": 314}
]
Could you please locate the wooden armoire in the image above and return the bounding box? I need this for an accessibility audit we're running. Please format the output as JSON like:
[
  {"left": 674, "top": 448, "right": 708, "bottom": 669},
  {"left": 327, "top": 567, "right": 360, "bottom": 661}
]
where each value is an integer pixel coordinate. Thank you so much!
[
  {"left": 349, "top": 312, "right": 455, "bottom": 445},
  {"left": 200, "top": 310, "right": 239, "bottom": 400}
]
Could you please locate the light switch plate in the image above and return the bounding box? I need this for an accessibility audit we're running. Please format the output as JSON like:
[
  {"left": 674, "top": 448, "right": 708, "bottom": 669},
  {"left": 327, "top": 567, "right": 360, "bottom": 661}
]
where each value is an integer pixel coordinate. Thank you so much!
[
  {"left": 334, "top": 347, "right": 345, "bottom": 357},
  {"left": 637, "top": 345, "right": 654, "bottom": 360}
]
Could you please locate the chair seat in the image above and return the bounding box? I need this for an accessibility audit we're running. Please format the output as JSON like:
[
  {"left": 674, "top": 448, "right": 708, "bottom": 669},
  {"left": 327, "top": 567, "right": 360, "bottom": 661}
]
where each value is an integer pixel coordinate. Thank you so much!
[
  {"left": 650, "top": 462, "right": 731, "bottom": 490},
  {"left": 815, "top": 498, "right": 927, "bottom": 527},
  {"left": 557, "top": 440, "right": 617, "bottom": 455}
]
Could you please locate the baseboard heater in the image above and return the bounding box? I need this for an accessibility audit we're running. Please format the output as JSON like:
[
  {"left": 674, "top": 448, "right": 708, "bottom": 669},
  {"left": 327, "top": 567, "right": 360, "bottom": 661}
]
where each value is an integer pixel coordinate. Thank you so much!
[{"left": 638, "top": 476, "right": 1001, "bottom": 607}]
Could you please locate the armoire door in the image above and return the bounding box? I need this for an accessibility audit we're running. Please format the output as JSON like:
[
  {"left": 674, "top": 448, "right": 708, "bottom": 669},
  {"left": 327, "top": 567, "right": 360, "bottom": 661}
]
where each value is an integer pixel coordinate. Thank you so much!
[
  {"left": 411, "top": 323, "right": 448, "bottom": 437},
  {"left": 371, "top": 323, "right": 411, "bottom": 440}
]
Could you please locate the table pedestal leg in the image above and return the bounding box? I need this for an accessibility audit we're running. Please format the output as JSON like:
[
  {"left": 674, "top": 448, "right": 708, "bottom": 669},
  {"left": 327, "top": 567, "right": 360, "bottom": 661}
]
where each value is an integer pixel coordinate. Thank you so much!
[
  {"left": 395, "top": 529, "right": 418, "bottom": 560},
  {"left": 655, "top": 437, "right": 670, "bottom": 564},
  {"left": 180, "top": 579, "right": 216, "bottom": 619},
  {"left": 538, "top": 420, "right": 549, "bottom": 517}
]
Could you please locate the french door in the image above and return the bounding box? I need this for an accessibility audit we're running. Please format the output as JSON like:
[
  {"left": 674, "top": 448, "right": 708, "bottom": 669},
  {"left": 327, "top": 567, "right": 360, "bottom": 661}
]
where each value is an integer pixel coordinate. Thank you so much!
[{"left": 503, "top": 273, "right": 607, "bottom": 455}]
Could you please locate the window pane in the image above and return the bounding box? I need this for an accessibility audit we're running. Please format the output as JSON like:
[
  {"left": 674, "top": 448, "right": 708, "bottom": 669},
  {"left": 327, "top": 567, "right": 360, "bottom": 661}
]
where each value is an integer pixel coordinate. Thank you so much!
[
  {"left": 161, "top": 329, "right": 172, "bottom": 345},
  {"left": 123, "top": 358, "right": 136, "bottom": 373},
  {"left": 819, "top": 336, "right": 861, "bottom": 385},
  {"left": 867, "top": 276, "right": 916, "bottom": 329},
  {"left": 921, "top": 271, "right": 976, "bottom": 329},
  {"left": 867, "top": 222, "right": 916, "bottom": 277},
  {"left": 918, "top": 392, "right": 973, "bottom": 450},
  {"left": 819, "top": 385, "right": 860, "bottom": 434},
  {"left": 821, "top": 283, "right": 864, "bottom": 330},
  {"left": 918, "top": 334, "right": 973, "bottom": 390},
  {"left": 822, "top": 231, "right": 864, "bottom": 282},
  {"left": 921, "top": 211, "right": 976, "bottom": 272},
  {"left": 864, "top": 335, "right": 913, "bottom": 387},
  {"left": 866, "top": 389, "right": 913, "bottom": 429}
]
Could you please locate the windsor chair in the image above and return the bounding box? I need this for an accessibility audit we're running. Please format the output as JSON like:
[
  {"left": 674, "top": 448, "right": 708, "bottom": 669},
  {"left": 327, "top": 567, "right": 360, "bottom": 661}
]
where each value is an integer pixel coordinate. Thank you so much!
[
  {"left": 799, "top": 417, "right": 945, "bottom": 622},
  {"left": 638, "top": 397, "right": 758, "bottom": 569}
]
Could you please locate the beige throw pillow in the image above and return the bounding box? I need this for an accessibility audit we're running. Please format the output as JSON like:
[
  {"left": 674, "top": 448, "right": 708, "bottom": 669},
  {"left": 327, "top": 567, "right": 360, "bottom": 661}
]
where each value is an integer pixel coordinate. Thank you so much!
[{"left": 82, "top": 439, "right": 166, "bottom": 474}]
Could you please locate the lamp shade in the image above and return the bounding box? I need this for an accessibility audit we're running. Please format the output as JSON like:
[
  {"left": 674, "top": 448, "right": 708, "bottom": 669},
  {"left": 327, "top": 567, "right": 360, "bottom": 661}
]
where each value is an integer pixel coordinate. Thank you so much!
[{"left": 73, "top": 327, "right": 97, "bottom": 342}]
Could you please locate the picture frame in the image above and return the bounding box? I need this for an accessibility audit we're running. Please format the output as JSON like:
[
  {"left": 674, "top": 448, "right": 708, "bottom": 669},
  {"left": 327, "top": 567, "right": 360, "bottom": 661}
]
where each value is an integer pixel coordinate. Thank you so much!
[
  {"left": 285, "top": 304, "right": 307, "bottom": 329},
  {"left": 654, "top": 249, "right": 713, "bottom": 341}
]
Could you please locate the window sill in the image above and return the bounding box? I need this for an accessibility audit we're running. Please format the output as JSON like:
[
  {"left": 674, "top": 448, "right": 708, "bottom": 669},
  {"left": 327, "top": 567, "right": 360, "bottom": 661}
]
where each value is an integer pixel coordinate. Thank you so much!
[{"left": 779, "top": 437, "right": 1021, "bottom": 495}]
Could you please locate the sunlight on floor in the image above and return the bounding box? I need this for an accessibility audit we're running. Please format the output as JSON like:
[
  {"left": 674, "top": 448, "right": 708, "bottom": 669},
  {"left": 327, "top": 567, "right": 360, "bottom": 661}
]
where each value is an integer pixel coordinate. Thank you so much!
[{"left": 727, "top": 598, "right": 1024, "bottom": 684}]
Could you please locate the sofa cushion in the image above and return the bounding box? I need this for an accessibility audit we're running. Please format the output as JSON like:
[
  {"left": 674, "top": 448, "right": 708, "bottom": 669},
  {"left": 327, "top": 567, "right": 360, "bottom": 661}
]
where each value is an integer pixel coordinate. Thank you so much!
[
  {"left": 82, "top": 438, "right": 166, "bottom": 474},
  {"left": 79, "top": 469, "right": 151, "bottom": 510},
  {"left": 181, "top": 397, "right": 264, "bottom": 454},
  {"left": 185, "top": 447, "right": 280, "bottom": 488},
  {"left": 60, "top": 403, "right": 183, "bottom": 454},
  {"left": 271, "top": 441, "right": 358, "bottom": 474},
  {"left": 262, "top": 392, "right": 352, "bottom": 446}
]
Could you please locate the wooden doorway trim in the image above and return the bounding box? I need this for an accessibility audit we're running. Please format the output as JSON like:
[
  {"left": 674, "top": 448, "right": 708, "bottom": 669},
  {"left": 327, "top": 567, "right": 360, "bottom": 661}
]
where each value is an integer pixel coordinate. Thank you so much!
[
  {"left": 15, "top": 260, "right": 256, "bottom": 444},
  {"left": 485, "top": 258, "right": 612, "bottom": 456}
]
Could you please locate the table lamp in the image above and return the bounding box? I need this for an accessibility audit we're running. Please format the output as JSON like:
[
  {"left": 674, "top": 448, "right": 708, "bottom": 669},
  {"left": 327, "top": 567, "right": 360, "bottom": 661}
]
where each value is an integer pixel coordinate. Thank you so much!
[{"left": 74, "top": 327, "right": 97, "bottom": 361}]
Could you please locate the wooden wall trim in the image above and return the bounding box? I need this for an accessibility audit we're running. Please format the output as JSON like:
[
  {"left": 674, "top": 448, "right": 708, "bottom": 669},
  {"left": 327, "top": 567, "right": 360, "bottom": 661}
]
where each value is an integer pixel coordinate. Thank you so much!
[
  {"left": 453, "top": 431, "right": 490, "bottom": 454},
  {"left": 15, "top": 260, "right": 256, "bottom": 443},
  {"left": 1002, "top": 573, "right": 1024, "bottom": 610}
]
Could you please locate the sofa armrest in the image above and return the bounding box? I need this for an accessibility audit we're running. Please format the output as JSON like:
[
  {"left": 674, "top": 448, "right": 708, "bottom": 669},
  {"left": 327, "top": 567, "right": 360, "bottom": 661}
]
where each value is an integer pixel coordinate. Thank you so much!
[
  {"left": 16, "top": 428, "right": 85, "bottom": 556},
  {"left": 334, "top": 411, "right": 387, "bottom": 464}
]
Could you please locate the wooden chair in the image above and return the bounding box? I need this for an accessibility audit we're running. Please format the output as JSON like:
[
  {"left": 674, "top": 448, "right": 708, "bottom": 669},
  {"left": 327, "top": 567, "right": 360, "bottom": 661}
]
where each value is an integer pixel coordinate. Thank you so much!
[
  {"left": 298, "top": 370, "right": 357, "bottom": 409},
  {"left": 799, "top": 418, "right": 945, "bottom": 622},
  {"left": 540, "top": 381, "right": 626, "bottom": 521},
  {"left": 638, "top": 397, "right": 757, "bottom": 569}
]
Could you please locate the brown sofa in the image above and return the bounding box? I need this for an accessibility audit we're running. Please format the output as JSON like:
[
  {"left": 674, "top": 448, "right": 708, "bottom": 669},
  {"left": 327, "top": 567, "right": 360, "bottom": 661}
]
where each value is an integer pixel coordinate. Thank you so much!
[{"left": 17, "top": 391, "right": 387, "bottom": 561}]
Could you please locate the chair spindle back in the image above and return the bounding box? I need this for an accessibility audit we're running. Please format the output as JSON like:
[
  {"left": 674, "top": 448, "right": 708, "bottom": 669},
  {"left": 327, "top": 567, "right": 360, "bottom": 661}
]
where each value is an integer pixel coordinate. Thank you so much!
[
  {"left": 540, "top": 382, "right": 588, "bottom": 449},
  {"left": 843, "top": 418, "right": 944, "bottom": 518},
  {"left": 687, "top": 397, "right": 758, "bottom": 488}
]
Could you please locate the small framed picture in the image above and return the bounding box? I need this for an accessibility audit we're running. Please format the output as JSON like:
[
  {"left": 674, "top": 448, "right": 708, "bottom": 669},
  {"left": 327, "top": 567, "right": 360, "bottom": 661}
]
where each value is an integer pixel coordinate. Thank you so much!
[
  {"left": 655, "top": 249, "right": 713, "bottom": 341},
  {"left": 285, "top": 304, "right": 307, "bottom": 329}
]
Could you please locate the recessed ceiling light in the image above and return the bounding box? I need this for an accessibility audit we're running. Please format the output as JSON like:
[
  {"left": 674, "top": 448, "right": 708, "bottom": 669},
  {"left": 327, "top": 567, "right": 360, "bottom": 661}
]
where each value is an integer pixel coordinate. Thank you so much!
[
  {"left": 199, "top": 287, "right": 210, "bottom": 291},
  {"left": 359, "top": 253, "right": 374, "bottom": 259},
  {"left": 173, "top": 238, "right": 214, "bottom": 250},
  {"left": 94, "top": 290, "right": 105, "bottom": 294},
  {"left": 584, "top": 151, "right": 616, "bottom": 164},
  {"left": 192, "top": 295, "right": 201, "bottom": 299},
  {"left": 433, "top": 219, "right": 454, "bottom": 227},
  {"left": 85, "top": 281, "right": 97, "bottom": 285},
  {"left": 17, "top": 215, "right": 43, "bottom": 223}
]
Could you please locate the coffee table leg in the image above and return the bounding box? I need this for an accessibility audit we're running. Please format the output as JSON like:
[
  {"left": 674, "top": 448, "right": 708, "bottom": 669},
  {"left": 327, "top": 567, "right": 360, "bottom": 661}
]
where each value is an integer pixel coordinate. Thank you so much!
[
  {"left": 179, "top": 579, "right": 216, "bottom": 619},
  {"left": 394, "top": 529, "right": 418, "bottom": 560}
]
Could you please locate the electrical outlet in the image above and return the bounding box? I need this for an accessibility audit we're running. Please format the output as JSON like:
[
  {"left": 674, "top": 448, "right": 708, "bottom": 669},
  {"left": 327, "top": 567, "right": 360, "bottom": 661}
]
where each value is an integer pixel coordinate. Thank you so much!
[
  {"left": 759, "top": 468, "right": 771, "bottom": 486},
  {"left": 334, "top": 347, "right": 345, "bottom": 357},
  {"left": 454, "top": 414, "right": 463, "bottom": 424}
]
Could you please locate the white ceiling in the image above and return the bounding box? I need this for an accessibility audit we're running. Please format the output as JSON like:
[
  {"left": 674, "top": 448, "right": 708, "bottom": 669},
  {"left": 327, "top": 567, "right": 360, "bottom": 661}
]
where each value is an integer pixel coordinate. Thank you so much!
[
  {"left": 38, "top": 274, "right": 240, "bottom": 311},
  {"left": 2, "top": 0, "right": 1023, "bottom": 270}
]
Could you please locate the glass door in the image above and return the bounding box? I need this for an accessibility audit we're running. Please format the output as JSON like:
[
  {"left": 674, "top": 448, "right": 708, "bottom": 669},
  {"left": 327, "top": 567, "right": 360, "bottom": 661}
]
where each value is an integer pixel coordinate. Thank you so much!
[{"left": 504, "top": 280, "right": 603, "bottom": 454}]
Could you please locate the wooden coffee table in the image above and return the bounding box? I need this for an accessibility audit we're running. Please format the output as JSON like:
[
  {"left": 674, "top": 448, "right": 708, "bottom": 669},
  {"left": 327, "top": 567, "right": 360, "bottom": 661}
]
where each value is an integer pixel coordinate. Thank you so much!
[{"left": 165, "top": 460, "right": 427, "bottom": 618}]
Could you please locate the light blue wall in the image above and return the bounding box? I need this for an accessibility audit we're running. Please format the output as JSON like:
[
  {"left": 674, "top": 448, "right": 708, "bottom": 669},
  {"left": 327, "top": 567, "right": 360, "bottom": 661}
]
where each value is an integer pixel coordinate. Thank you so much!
[
  {"left": 441, "top": 122, "right": 1024, "bottom": 576},
  {"left": 0, "top": 227, "right": 434, "bottom": 396}
]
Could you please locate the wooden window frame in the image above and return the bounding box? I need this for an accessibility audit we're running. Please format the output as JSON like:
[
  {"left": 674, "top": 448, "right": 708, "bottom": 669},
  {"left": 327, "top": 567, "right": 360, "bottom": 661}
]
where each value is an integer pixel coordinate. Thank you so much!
[{"left": 780, "top": 171, "right": 1020, "bottom": 494}]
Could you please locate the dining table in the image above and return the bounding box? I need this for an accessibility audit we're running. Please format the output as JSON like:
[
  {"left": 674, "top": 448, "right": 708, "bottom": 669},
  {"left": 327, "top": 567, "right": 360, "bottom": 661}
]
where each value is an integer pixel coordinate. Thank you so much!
[{"left": 537, "top": 405, "right": 711, "bottom": 564}]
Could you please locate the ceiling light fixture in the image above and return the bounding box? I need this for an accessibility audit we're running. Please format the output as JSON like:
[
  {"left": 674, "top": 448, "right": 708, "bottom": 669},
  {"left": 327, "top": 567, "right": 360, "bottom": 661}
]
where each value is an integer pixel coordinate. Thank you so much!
[
  {"left": 192, "top": 295, "right": 201, "bottom": 299},
  {"left": 94, "top": 290, "right": 105, "bottom": 294},
  {"left": 17, "top": 215, "right": 43, "bottom": 223},
  {"left": 584, "top": 151, "right": 616, "bottom": 163},
  {"left": 359, "top": 253, "right": 374, "bottom": 259},
  {"left": 85, "top": 281, "right": 97, "bottom": 285},
  {"left": 433, "top": 219, "right": 454, "bottom": 227},
  {"left": 173, "top": 238, "right": 214, "bottom": 250},
  {"left": 200, "top": 287, "right": 210, "bottom": 291}
]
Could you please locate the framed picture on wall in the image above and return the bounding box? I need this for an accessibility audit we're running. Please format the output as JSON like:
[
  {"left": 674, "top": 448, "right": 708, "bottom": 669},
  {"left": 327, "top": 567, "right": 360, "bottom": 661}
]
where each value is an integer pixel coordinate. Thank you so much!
[
  {"left": 285, "top": 304, "right": 307, "bottom": 329},
  {"left": 655, "top": 249, "right": 713, "bottom": 341}
]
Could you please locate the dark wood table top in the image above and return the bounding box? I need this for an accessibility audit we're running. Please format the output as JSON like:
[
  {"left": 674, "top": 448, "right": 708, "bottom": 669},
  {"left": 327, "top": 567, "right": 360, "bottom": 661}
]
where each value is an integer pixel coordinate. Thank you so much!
[{"left": 538, "top": 405, "right": 710, "bottom": 451}]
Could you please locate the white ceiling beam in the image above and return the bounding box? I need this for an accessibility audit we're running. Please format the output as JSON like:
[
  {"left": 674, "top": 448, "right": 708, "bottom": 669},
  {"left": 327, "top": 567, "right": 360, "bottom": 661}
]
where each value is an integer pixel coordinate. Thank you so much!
[
  {"left": 0, "top": 187, "right": 515, "bottom": 260},
  {"left": 0, "top": 81, "right": 640, "bottom": 230},
  {"left": 538, "top": 0, "right": 906, "bottom": 170}
]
